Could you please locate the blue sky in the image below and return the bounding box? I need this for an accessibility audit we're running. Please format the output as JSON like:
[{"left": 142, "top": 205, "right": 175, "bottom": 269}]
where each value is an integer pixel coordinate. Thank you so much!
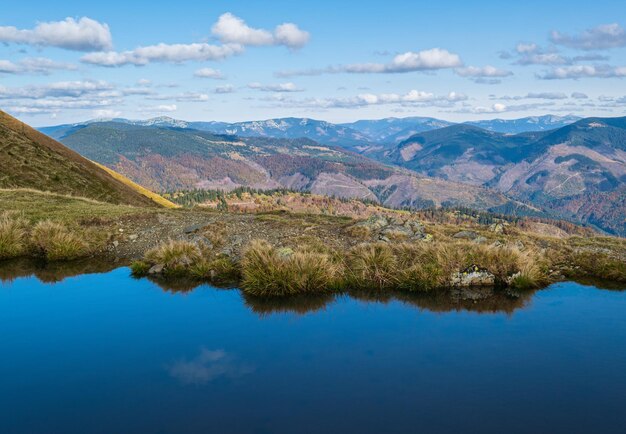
[{"left": 1, "top": 0, "right": 626, "bottom": 125}]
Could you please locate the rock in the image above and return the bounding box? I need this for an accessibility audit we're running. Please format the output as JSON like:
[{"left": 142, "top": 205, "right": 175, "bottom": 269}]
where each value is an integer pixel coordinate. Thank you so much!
[
  {"left": 381, "top": 226, "right": 413, "bottom": 240},
  {"left": 112, "top": 240, "right": 119, "bottom": 248},
  {"left": 128, "top": 234, "right": 138, "bottom": 241},
  {"left": 183, "top": 223, "right": 205, "bottom": 234},
  {"left": 491, "top": 240, "right": 504, "bottom": 248},
  {"left": 489, "top": 223, "right": 505, "bottom": 234},
  {"left": 473, "top": 236, "right": 488, "bottom": 244},
  {"left": 148, "top": 264, "right": 164, "bottom": 275},
  {"left": 514, "top": 240, "right": 525, "bottom": 250},
  {"left": 404, "top": 220, "right": 425, "bottom": 235},
  {"left": 362, "top": 215, "right": 389, "bottom": 230},
  {"left": 453, "top": 230, "right": 479, "bottom": 240},
  {"left": 450, "top": 265, "right": 495, "bottom": 287}
]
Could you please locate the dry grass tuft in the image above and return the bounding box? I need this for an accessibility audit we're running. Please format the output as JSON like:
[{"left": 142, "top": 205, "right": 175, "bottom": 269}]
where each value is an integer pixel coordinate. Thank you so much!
[
  {"left": 241, "top": 240, "right": 338, "bottom": 296},
  {"left": 144, "top": 240, "right": 202, "bottom": 275},
  {"left": 0, "top": 212, "right": 29, "bottom": 259},
  {"left": 31, "top": 220, "right": 90, "bottom": 260}
]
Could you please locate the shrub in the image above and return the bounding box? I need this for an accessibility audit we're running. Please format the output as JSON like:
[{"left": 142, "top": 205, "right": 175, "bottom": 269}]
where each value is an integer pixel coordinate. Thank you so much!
[
  {"left": 31, "top": 220, "right": 89, "bottom": 260},
  {"left": 0, "top": 213, "right": 28, "bottom": 259},
  {"left": 241, "top": 240, "right": 338, "bottom": 296}
]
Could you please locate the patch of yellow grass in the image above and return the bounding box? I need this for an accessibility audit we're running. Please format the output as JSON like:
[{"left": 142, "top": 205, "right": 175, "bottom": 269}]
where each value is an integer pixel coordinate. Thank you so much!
[{"left": 92, "top": 162, "right": 179, "bottom": 209}]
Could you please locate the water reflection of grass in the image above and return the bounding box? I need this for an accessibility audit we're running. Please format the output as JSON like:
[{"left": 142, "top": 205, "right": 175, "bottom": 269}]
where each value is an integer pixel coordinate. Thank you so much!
[{"left": 0, "top": 257, "right": 122, "bottom": 284}]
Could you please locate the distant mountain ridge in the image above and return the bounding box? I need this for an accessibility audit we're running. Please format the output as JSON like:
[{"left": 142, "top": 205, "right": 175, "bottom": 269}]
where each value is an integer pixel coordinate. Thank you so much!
[
  {"left": 387, "top": 116, "right": 626, "bottom": 235},
  {"left": 41, "top": 114, "right": 581, "bottom": 148}
]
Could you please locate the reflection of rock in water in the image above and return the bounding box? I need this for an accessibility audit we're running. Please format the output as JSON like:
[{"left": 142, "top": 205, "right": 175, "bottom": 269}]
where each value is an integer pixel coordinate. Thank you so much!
[
  {"left": 168, "top": 347, "right": 254, "bottom": 385},
  {"left": 346, "top": 287, "right": 536, "bottom": 315},
  {"left": 0, "top": 258, "right": 123, "bottom": 284},
  {"left": 242, "top": 292, "right": 337, "bottom": 317}
]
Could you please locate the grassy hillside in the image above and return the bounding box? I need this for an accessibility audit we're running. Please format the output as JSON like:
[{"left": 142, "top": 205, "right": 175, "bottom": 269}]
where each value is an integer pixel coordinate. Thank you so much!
[{"left": 0, "top": 110, "right": 163, "bottom": 208}]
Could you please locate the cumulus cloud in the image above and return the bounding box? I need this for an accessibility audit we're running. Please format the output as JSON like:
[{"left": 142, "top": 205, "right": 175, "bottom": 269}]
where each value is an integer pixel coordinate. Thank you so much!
[
  {"left": 571, "top": 92, "right": 589, "bottom": 99},
  {"left": 0, "top": 57, "right": 77, "bottom": 75},
  {"left": 211, "top": 13, "right": 309, "bottom": 49},
  {"left": 537, "top": 64, "right": 626, "bottom": 79},
  {"left": 247, "top": 82, "right": 303, "bottom": 92},
  {"left": 194, "top": 68, "right": 225, "bottom": 79},
  {"left": 0, "top": 17, "right": 112, "bottom": 51},
  {"left": 551, "top": 23, "right": 626, "bottom": 50},
  {"left": 277, "top": 48, "right": 462, "bottom": 77}
]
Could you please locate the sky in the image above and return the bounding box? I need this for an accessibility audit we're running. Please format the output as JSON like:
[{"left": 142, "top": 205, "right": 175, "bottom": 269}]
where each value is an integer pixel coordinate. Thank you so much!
[{"left": 1, "top": 0, "right": 626, "bottom": 126}]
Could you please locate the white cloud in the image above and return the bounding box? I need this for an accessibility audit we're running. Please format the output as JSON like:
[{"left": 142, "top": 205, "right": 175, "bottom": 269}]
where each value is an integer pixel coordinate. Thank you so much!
[
  {"left": 277, "top": 48, "right": 462, "bottom": 77},
  {"left": 455, "top": 65, "right": 513, "bottom": 83},
  {"left": 571, "top": 92, "right": 589, "bottom": 99},
  {"left": 247, "top": 82, "right": 303, "bottom": 92},
  {"left": 497, "top": 92, "right": 568, "bottom": 101},
  {"left": 538, "top": 64, "right": 626, "bottom": 79},
  {"left": 147, "top": 92, "right": 209, "bottom": 102},
  {"left": 265, "top": 89, "right": 467, "bottom": 109},
  {"left": 138, "top": 104, "right": 177, "bottom": 113},
  {"left": 137, "top": 78, "right": 151, "bottom": 86},
  {"left": 0, "top": 80, "right": 115, "bottom": 99},
  {"left": 0, "top": 17, "right": 112, "bottom": 51},
  {"left": 194, "top": 68, "right": 225, "bottom": 79},
  {"left": 214, "top": 84, "right": 235, "bottom": 94},
  {"left": 0, "top": 57, "right": 77, "bottom": 75},
  {"left": 211, "top": 13, "right": 309, "bottom": 49},
  {"left": 81, "top": 43, "right": 243, "bottom": 66},
  {"left": 551, "top": 23, "right": 626, "bottom": 50},
  {"left": 453, "top": 102, "right": 555, "bottom": 114}
]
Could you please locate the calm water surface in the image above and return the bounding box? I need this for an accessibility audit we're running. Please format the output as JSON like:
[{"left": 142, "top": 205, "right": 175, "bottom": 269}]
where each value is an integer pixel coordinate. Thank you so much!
[{"left": 1, "top": 262, "right": 625, "bottom": 434}]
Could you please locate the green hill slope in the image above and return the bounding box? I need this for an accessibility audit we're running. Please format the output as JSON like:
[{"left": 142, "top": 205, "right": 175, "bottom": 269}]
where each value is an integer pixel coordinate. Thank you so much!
[{"left": 0, "top": 110, "right": 161, "bottom": 207}]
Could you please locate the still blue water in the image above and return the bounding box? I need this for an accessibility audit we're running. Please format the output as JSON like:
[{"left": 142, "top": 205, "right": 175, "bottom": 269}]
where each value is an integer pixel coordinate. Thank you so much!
[{"left": 1, "top": 265, "right": 625, "bottom": 434}]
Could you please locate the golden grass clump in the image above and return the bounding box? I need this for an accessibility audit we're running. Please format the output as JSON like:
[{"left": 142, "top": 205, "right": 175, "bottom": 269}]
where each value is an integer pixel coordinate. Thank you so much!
[
  {"left": 0, "top": 212, "right": 29, "bottom": 259},
  {"left": 345, "top": 243, "right": 398, "bottom": 290},
  {"left": 241, "top": 240, "right": 339, "bottom": 296},
  {"left": 31, "top": 220, "right": 90, "bottom": 260},
  {"left": 144, "top": 240, "right": 202, "bottom": 275}
]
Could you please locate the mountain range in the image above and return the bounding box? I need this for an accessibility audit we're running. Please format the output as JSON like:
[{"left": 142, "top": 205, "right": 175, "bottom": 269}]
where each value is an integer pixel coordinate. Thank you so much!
[
  {"left": 387, "top": 117, "right": 626, "bottom": 235},
  {"left": 41, "top": 114, "right": 581, "bottom": 150},
  {"left": 46, "top": 121, "right": 527, "bottom": 214},
  {"left": 38, "top": 113, "right": 625, "bottom": 235}
]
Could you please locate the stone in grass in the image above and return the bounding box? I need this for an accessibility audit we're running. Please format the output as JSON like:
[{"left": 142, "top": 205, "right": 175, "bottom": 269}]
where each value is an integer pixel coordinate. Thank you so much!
[
  {"left": 453, "top": 230, "right": 479, "bottom": 240},
  {"left": 450, "top": 265, "right": 495, "bottom": 287}
]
